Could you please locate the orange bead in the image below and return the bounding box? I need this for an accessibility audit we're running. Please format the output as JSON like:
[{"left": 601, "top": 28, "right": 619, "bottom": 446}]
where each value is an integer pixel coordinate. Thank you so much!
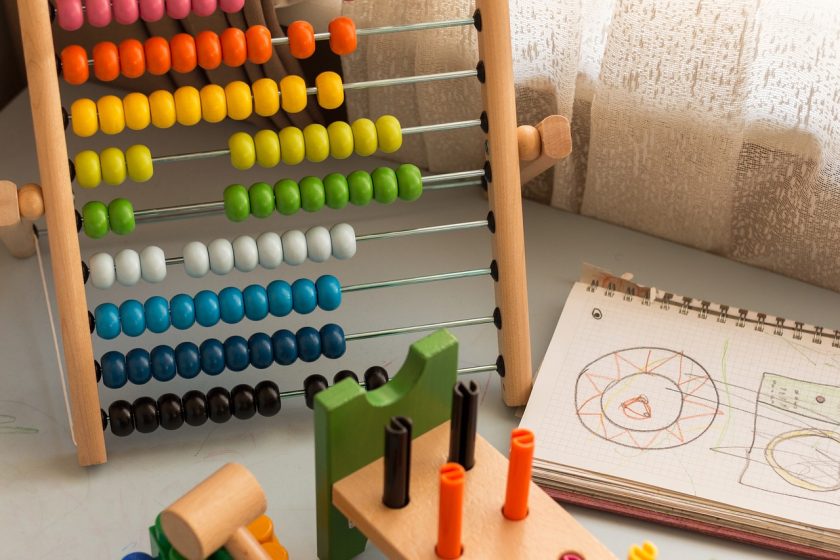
[
  {"left": 119, "top": 39, "right": 146, "bottom": 79},
  {"left": 245, "top": 25, "right": 274, "bottom": 64},
  {"left": 196, "top": 30, "right": 222, "bottom": 70},
  {"left": 287, "top": 20, "right": 315, "bottom": 59},
  {"left": 61, "top": 45, "right": 89, "bottom": 85},
  {"left": 144, "top": 37, "right": 171, "bottom": 76},
  {"left": 328, "top": 16, "right": 357, "bottom": 55},
  {"left": 170, "top": 33, "right": 197, "bottom": 73},
  {"left": 93, "top": 42, "right": 120, "bottom": 82},
  {"left": 221, "top": 27, "right": 248, "bottom": 67}
]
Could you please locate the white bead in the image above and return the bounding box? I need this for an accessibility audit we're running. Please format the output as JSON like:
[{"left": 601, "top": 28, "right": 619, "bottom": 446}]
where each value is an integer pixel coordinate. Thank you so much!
[
  {"left": 232, "top": 235, "right": 259, "bottom": 272},
  {"left": 306, "top": 226, "right": 332, "bottom": 263},
  {"left": 89, "top": 252, "right": 115, "bottom": 289},
  {"left": 208, "top": 238, "right": 235, "bottom": 275},
  {"left": 114, "top": 249, "right": 141, "bottom": 286},
  {"left": 140, "top": 245, "right": 167, "bottom": 283},
  {"left": 330, "top": 223, "right": 357, "bottom": 260},
  {"left": 183, "top": 241, "right": 210, "bottom": 278},
  {"left": 257, "top": 232, "right": 283, "bottom": 269},
  {"left": 281, "top": 229, "right": 307, "bottom": 265}
]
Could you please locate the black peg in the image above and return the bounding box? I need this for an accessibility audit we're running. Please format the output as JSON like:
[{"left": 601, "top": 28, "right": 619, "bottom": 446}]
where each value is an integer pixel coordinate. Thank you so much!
[
  {"left": 100, "top": 408, "right": 108, "bottom": 431},
  {"left": 448, "top": 381, "right": 479, "bottom": 470},
  {"left": 304, "top": 374, "right": 329, "bottom": 409},
  {"left": 496, "top": 355, "right": 506, "bottom": 378},
  {"left": 383, "top": 416, "right": 412, "bottom": 509},
  {"left": 476, "top": 60, "right": 486, "bottom": 83},
  {"left": 94, "top": 360, "right": 101, "bottom": 383},
  {"left": 88, "top": 310, "right": 95, "bottom": 333},
  {"left": 82, "top": 261, "right": 89, "bottom": 284},
  {"left": 472, "top": 9, "right": 482, "bottom": 31},
  {"left": 364, "top": 366, "right": 389, "bottom": 391}
]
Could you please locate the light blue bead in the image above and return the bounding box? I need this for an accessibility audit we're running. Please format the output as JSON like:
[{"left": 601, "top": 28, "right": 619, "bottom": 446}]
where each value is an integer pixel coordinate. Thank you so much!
[
  {"left": 320, "top": 323, "right": 346, "bottom": 359},
  {"left": 316, "top": 275, "right": 342, "bottom": 311},
  {"left": 100, "top": 351, "right": 126, "bottom": 388},
  {"left": 194, "top": 290, "right": 221, "bottom": 327},
  {"left": 219, "top": 287, "right": 245, "bottom": 324},
  {"left": 267, "top": 280, "right": 292, "bottom": 317},
  {"left": 292, "top": 278, "right": 317, "bottom": 314},
  {"left": 120, "top": 299, "right": 146, "bottom": 337},
  {"left": 175, "top": 342, "right": 201, "bottom": 379},
  {"left": 296, "top": 326, "right": 321, "bottom": 362},
  {"left": 200, "top": 338, "right": 225, "bottom": 375},
  {"left": 243, "top": 285, "right": 269, "bottom": 321},
  {"left": 94, "top": 303, "right": 121, "bottom": 339},
  {"left": 170, "top": 294, "right": 195, "bottom": 330},
  {"left": 150, "top": 345, "right": 176, "bottom": 382},
  {"left": 144, "top": 296, "right": 171, "bottom": 334},
  {"left": 126, "top": 348, "right": 152, "bottom": 385},
  {"left": 224, "top": 336, "right": 249, "bottom": 372}
]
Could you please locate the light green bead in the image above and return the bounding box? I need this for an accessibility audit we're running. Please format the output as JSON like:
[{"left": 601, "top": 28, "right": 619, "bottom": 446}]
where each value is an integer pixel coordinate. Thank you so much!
[
  {"left": 254, "top": 129, "right": 281, "bottom": 168},
  {"left": 82, "top": 201, "right": 109, "bottom": 239},
  {"left": 375, "top": 115, "right": 402, "bottom": 153},
  {"left": 75, "top": 150, "right": 102, "bottom": 189},
  {"left": 351, "top": 118, "right": 378, "bottom": 157},
  {"left": 126, "top": 144, "right": 154, "bottom": 183},
  {"left": 372, "top": 167, "right": 398, "bottom": 204},
  {"left": 100, "top": 147, "right": 127, "bottom": 186},
  {"left": 249, "top": 182, "right": 275, "bottom": 218},
  {"left": 347, "top": 170, "right": 373, "bottom": 206},
  {"left": 108, "top": 198, "right": 135, "bottom": 235},
  {"left": 228, "top": 132, "right": 256, "bottom": 170},
  {"left": 396, "top": 163, "right": 423, "bottom": 201},
  {"left": 224, "top": 184, "right": 250, "bottom": 222},
  {"left": 279, "top": 126, "right": 305, "bottom": 165},
  {"left": 274, "top": 179, "right": 301, "bottom": 215},
  {"left": 304, "top": 123, "right": 330, "bottom": 163},
  {"left": 327, "top": 121, "right": 354, "bottom": 160},
  {"left": 300, "top": 176, "right": 325, "bottom": 212},
  {"left": 324, "top": 173, "right": 349, "bottom": 209}
]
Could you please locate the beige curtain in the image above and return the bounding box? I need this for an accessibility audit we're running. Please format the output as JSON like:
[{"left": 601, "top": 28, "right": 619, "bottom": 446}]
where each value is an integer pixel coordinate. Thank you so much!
[{"left": 342, "top": 0, "right": 840, "bottom": 293}]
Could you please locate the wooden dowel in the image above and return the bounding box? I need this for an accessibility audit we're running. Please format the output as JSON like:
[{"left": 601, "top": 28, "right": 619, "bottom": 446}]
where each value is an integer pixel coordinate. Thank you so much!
[
  {"left": 0, "top": 180, "right": 36, "bottom": 258},
  {"left": 17, "top": 0, "right": 106, "bottom": 465},
  {"left": 476, "top": 0, "right": 533, "bottom": 406},
  {"left": 520, "top": 115, "right": 572, "bottom": 185}
]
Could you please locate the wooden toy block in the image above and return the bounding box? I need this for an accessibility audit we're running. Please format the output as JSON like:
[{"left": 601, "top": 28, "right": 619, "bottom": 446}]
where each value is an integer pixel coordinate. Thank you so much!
[
  {"left": 314, "top": 329, "right": 459, "bottom": 560},
  {"left": 518, "top": 115, "right": 573, "bottom": 185}
]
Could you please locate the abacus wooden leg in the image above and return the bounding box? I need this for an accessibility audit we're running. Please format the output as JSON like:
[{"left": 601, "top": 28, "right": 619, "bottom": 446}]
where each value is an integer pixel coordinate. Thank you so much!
[
  {"left": 519, "top": 115, "right": 573, "bottom": 185},
  {"left": 0, "top": 180, "right": 37, "bottom": 258}
]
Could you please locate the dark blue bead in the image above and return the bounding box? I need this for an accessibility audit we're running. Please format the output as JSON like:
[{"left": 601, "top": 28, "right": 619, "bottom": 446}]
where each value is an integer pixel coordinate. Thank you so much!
[
  {"left": 120, "top": 299, "right": 146, "bottom": 337},
  {"left": 100, "top": 351, "right": 127, "bottom": 388},
  {"left": 194, "top": 290, "right": 221, "bottom": 327},
  {"left": 175, "top": 342, "right": 201, "bottom": 379},
  {"left": 292, "top": 279, "right": 317, "bottom": 314},
  {"left": 316, "top": 275, "right": 342, "bottom": 311},
  {"left": 224, "top": 335, "right": 250, "bottom": 372},
  {"left": 219, "top": 287, "right": 245, "bottom": 324},
  {"left": 144, "top": 296, "right": 171, "bottom": 334},
  {"left": 248, "top": 332, "right": 273, "bottom": 369},
  {"left": 200, "top": 338, "right": 226, "bottom": 375},
  {"left": 94, "top": 303, "right": 121, "bottom": 339},
  {"left": 271, "top": 329, "right": 297, "bottom": 365},
  {"left": 170, "top": 294, "right": 196, "bottom": 330},
  {"left": 126, "top": 348, "right": 152, "bottom": 385},
  {"left": 267, "top": 280, "right": 293, "bottom": 317},
  {"left": 297, "top": 326, "right": 321, "bottom": 362},
  {"left": 150, "top": 345, "right": 176, "bottom": 382},
  {"left": 320, "top": 323, "right": 346, "bottom": 359},
  {"left": 243, "top": 284, "right": 269, "bottom": 321}
]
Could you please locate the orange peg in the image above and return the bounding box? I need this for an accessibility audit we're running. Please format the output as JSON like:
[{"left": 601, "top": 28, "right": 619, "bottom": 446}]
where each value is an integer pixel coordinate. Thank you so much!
[
  {"left": 436, "top": 463, "right": 464, "bottom": 559},
  {"left": 502, "top": 428, "right": 534, "bottom": 521}
]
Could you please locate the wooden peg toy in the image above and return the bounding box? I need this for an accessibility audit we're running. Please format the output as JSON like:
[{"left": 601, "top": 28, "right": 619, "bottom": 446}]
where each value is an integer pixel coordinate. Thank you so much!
[
  {"left": 383, "top": 416, "right": 413, "bottom": 509},
  {"left": 502, "top": 428, "right": 535, "bottom": 521},
  {"left": 627, "top": 541, "right": 658, "bottom": 560},
  {"left": 519, "top": 115, "right": 573, "bottom": 185},
  {"left": 436, "top": 463, "right": 466, "bottom": 559},
  {"left": 448, "top": 381, "right": 479, "bottom": 470}
]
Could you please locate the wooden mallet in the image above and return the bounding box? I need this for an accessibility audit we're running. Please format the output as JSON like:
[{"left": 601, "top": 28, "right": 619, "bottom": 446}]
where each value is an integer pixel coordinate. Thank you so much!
[{"left": 161, "top": 463, "right": 271, "bottom": 560}]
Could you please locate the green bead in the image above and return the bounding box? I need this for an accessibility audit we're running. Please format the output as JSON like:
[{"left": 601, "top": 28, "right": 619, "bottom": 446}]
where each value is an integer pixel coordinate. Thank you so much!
[
  {"left": 347, "top": 170, "right": 373, "bottom": 206},
  {"left": 274, "top": 179, "right": 301, "bottom": 215},
  {"left": 300, "top": 176, "right": 325, "bottom": 212},
  {"left": 249, "top": 182, "right": 275, "bottom": 218},
  {"left": 224, "top": 184, "right": 250, "bottom": 222},
  {"left": 108, "top": 198, "right": 135, "bottom": 235},
  {"left": 372, "top": 167, "right": 398, "bottom": 204},
  {"left": 396, "top": 163, "right": 423, "bottom": 201},
  {"left": 82, "top": 201, "right": 109, "bottom": 239},
  {"left": 324, "top": 173, "right": 349, "bottom": 209}
]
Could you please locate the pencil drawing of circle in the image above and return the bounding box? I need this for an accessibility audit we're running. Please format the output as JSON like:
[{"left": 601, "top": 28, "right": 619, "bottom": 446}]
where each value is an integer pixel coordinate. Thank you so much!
[
  {"left": 765, "top": 429, "right": 840, "bottom": 492},
  {"left": 575, "top": 347, "right": 720, "bottom": 450}
]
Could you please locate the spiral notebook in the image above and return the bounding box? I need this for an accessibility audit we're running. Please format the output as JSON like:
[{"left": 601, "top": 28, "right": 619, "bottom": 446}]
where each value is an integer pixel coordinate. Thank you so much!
[{"left": 520, "top": 266, "right": 840, "bottom": 559}]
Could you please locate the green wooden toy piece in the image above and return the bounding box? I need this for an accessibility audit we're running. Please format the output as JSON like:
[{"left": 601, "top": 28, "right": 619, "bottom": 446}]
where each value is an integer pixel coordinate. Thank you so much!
[{"left": 314, "top": 329, "right": 459, "bottom": 560}]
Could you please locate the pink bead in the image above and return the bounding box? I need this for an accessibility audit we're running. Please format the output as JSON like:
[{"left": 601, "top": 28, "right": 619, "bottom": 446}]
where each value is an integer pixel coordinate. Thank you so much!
[
  {"left": 165, "top": 0, "right": 191, "bottom": 19},
  {"left": 56, "top": 0, "right": 84, "bottom": 31},
  {"left": 84, "top": 0, "right": 112, "bottom": 27},
  {"left": 191, "top": 0, "right": 217, "bottom": 17},
  {"left": 139, "top": 0, "right": 166, "bottom": 22},
  {"left": 112, "top": 0, "right": 140, "bottom": 24},
  {"left": 219, "top": 0, "right": 244, "bottom": 13}
]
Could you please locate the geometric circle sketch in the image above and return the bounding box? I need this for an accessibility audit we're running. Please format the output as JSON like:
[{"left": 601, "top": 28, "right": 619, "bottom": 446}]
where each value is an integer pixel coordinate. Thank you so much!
[
  {"left": 764, "top": 429, "right": 840, "bottom": 492},
  {"left": 575, "top": 347, "right": 721, "bottom": 450}
]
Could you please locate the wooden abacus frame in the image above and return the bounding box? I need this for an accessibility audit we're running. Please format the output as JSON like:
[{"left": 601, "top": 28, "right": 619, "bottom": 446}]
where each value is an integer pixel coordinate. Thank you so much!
[{"left": 12, "top": 0, "right": 566, "bottom": 466}]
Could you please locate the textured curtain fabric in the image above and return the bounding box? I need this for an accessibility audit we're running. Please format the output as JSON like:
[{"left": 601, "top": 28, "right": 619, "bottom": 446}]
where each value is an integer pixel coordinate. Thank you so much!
[{"left": 342, "top": 0, "right": 840, "bottom": 292}]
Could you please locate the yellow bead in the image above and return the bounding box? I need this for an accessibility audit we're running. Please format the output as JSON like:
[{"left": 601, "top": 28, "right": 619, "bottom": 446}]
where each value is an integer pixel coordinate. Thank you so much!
[
  {"left": 75, "top": 150, "right": 102, "bottom": 189},
  {"left": 126, "top": 144, "right": 154, "bottom": 182},
  {"left": 278, "top": 127, "right": 305, "bottom": 165},
  {"left": 174, "top": 86, "right": 202, "bottom": 126},
  {"left": 123, "top": 92, "right": 151, "bottom": 131},
  {"left": 229, "top": 132, "right": 256, "bottom": 170},
  {"left": 375, "top": 115, "right": 402, "bottom": 154},
  {"left": 279, "top": 75, "right": 307, "bottom": 114},
  {"left": 149, "top": 90, "right": 177, "bottom": 129},
  {"left": 200, "top": 84, "right": 228, "bottom": 124},
  {"left": 100, "top": 147, "right": 127, "bottom": 186},
  {"left": 327, "top": 121, "right": 354, "bottom": 160},
  {"left": 303, "top": 123, "right": 329, "bottom": 163},
  {"left": 225, "top": 81, "right": 253, "bottom": 121},
  {"left": 351, "top": 118, "right": 378, "bottom": 156},
  {"left": 252, "top": 78, "right": 280, "bottom": 117},
  {"left": 315, "top": 71, "right": 344, "bottom": 110},
  {"left": 71, "top": 98, "right": 99, "bottom": 138},
  {"left": 97, "top": 95, "right": 126, "bottom": 135},
  {"left": 255, "top": 129, "right": 281, "bottom": 168}
]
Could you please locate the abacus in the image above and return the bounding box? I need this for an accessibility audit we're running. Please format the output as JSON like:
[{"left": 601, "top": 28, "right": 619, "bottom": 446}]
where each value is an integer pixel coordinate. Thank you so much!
[{"left": 6, "top": 0, "right": 563, "bottom": 467}]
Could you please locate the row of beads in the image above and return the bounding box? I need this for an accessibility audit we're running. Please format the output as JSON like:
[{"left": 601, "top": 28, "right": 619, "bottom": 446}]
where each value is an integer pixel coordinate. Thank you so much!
[
  {"left": 88, "top": 246, "right": 166, "bottom": 286},
  {"left": 93, "top": 275, "right": 341, "bottom": 339},
  {"left": 287, "top": 18, "right": 357, "bottom": 59},
  {"left": 75, "top": 144, "right": 152, "bottom": 188},
  {"left": 100, "top": 324, "right": 346, "bottom": 388},
  {"left": 302, "top": 366, "right": 390, "bottom": 408},
  {"left": 80, "top": 198, "right": 135, "bottom": 239},
  {"left": 56, "top": 0, "right": 244, "bottom": 31}
]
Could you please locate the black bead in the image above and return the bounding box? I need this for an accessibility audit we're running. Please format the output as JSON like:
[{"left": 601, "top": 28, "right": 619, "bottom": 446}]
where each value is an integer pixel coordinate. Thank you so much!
[
  {"left": 183, "top": 390, "right": 208, "bottom": 426},
  {"left": 333, "top": 370, "right": 359, "bottom": 385},
  {"left": 303, "top": 374, "right": 329, "bottom": 410},
  {"left": 108, "top": 400, "right": 134, "bottom": 437},
  {"left": 493, "top": 307, "right": 502, "bottom": 329},
  {"left": 486, "top": 211, "right": 496, "bottom": 233},
  {"left": 231, "top": 384, "right": 256, "bottom": 420},
  {"left": 490, "top": 260, "right": 499, "bottom": 281},
  {"left": 158, "top": 394, "right": 184, "bottom": 431},
  {"left": 100, "top": 409, "right": 108, "bottom": 431},
  {"left": 472, "top": 9, "right": 482, "bottom": 31},
  {"left": 133, "top": 397, "right": 159, "bottom": 434},
  {"left": 364, "top": 366, "right": 390, "bottom": 391},
  {"left": 496, "top": 355, "right": 506, "bottom": 378},
  {"left": 476, "top": 60, "right": 486, "bottom": 83},
  {"left": 75, "top": 210, "right": 82, "bottom": 232},
  {"left": 88, "top": 310, "right": 95, "bottom": 333},
  {"left": 82, "top": 261, "right": 89, "bottom": 284},
  {"left": 68, "top": 159, "right": 76, "bottom": 182},
  {"left": 94, "top": 360, "right": 101, "bottom": 383},
  {"left": 62, "top": 106, "right": 69, "bottom": 130},
  {"left": 479, "top": 111, "right": 489, "bottom": 133},
  {"left": 206, "top": 387, "right": 232, "bottom": 423},
  {"left": 255, "top": 380, "right": 281, "bottom": 417}
]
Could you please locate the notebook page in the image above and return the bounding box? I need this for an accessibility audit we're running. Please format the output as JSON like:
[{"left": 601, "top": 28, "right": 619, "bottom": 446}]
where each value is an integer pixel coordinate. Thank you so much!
[{"left": 521, "top": 282, "right": 840, "bottom": 531}]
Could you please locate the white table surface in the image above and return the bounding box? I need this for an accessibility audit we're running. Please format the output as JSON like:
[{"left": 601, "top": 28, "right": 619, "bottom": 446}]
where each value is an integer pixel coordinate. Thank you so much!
[{"left": 2, "top": 83, "right": 834, "bottom": 559}]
